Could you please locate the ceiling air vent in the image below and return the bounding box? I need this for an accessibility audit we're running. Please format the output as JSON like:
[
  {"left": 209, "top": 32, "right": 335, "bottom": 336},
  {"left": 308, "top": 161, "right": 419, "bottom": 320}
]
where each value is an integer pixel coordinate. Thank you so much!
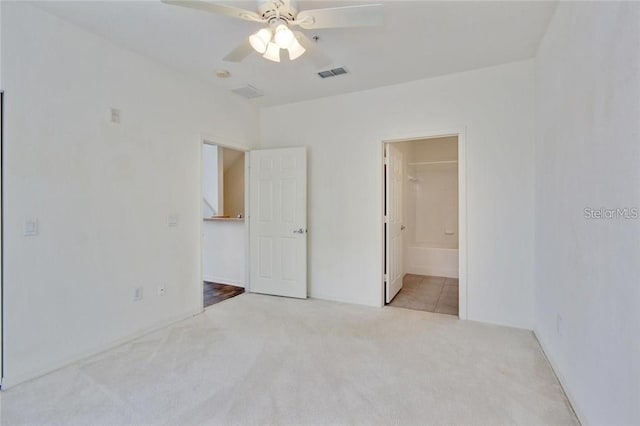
[
  {"left": 318, "top": 67, "right": 348, "bottom": 79},
  {"left": 231, "top": 85, "right": 263, "bottom": 99}
]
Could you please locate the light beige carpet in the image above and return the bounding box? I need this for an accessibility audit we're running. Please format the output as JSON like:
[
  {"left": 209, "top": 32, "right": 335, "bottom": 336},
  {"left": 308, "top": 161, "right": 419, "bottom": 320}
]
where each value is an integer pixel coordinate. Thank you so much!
[{"left": 1, "top": 293, "right": 577, "bottom": 425}]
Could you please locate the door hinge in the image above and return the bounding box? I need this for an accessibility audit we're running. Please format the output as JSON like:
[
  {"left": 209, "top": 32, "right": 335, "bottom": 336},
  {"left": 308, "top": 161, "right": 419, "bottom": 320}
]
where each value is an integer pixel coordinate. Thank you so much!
[
  {"left": 384, "top": 274, "right": 388, "bottom": 282},
  {"left": 384, "top": 216, "right": 388, "bottom": 224},
  {"left": 384, "top": 157, "right": 389, "bottom": 165}
]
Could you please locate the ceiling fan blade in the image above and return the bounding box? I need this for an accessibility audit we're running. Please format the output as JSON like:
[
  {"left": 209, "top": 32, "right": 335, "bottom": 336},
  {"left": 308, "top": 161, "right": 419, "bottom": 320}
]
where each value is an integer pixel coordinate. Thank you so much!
[
  {"left": 294, "top": 32, "right": 332, "bottom": 69},
  {"left": 162, "top": 1, "right": 264, "bottom": 23},
  {"left": 223, "top": 40, "right": 254, "bottom": 62},
  {"left": 295, "top": 4, "right": 383, "bottom": 30}
]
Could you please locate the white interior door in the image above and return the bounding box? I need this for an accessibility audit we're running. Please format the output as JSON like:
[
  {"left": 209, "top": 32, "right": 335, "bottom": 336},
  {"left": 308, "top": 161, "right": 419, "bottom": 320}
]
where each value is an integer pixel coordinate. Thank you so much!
[
  {"left": 385, "top": 143, "right": 404, "bottom": 303},
  {"left": 249, "top": 147, "right": 307, "bottom": 299}
]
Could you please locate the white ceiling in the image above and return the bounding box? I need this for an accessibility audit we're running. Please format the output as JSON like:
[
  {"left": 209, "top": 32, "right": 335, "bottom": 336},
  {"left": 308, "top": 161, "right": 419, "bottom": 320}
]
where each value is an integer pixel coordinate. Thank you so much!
[{"left": 33, "top": 1, "right": 557, "bottom": 107}]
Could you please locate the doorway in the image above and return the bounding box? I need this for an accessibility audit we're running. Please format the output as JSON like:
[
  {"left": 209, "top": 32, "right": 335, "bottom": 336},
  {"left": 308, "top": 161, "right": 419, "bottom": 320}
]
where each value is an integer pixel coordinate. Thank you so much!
[
  {"left": 201, "top": 141, "right": 248, "bottom": 308},
  {"left": 382, "top": 132, "right": 467, "bottom": 318},
  {"left": 200, "top": 143, "right": 308, "bottom": 308}
]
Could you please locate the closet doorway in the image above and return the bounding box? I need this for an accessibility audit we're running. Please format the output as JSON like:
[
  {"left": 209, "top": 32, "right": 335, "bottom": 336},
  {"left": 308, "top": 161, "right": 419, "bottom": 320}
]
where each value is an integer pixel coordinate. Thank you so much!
[{"left": 382, "top": 132, "right": 467, "bottom": 318}]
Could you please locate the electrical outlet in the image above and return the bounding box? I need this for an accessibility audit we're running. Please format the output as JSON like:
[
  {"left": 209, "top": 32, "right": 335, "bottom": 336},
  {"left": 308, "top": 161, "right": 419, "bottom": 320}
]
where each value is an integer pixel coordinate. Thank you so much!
[
  {"left": 24, "top": 219, "right": 38, "bottom": 236},
  {"left": 134, "top": 286, "right": 143, "bottom": 301},
  {"left": 556, "top": 313, "right": 563, "bottom": 336},
  {"left": 158, "top": 286, "right": 166, "bottom": 296}
]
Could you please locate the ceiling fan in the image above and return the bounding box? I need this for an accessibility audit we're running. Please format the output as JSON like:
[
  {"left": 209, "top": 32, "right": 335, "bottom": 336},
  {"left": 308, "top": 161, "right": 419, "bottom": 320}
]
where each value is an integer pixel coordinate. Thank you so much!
[{"left": 162, "top": 0, "right": 383, "bottom": 67}]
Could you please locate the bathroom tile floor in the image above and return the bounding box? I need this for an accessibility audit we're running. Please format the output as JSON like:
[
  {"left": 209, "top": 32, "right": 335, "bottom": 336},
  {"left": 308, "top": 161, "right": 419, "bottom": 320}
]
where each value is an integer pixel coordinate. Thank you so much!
[{"left": 388, "top": 274, "right": 459, "bottom": 315}]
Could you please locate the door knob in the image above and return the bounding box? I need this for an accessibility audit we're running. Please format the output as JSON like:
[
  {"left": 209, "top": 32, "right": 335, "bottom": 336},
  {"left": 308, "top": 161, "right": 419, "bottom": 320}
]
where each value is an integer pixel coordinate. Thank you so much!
[
  {"left": 293, "top": 228, "right": 306, "bottom": 234},
  {"left": 401, "top": 225, "right": 406, "bottom": 230}
]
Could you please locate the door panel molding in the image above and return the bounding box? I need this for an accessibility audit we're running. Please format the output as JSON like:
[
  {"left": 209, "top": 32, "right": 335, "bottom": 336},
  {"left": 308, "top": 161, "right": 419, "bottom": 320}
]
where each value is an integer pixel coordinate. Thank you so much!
[{"left": 249, "top": 147, "right": 307, "bottom": 299}]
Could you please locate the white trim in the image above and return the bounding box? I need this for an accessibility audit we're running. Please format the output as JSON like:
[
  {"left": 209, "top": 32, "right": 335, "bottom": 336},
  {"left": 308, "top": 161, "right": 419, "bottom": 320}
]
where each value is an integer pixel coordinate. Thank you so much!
[
  {"left": 380, "top": 127, "right": 468, "bottom": 320},
  {"left": 200, "top": 133, "right": 251, "bottom": 153},
  {"left": 1, "top": 90, "right": 4, "bottom": 387},
  {"left": 309, "top": 294, "right": 379, "bottom": 308},
  {"left": 200, "top": 135, "right": 252, "bottom": 307},
  {"left": 244, "top": 151, "right": 251, "bottom": 292},
  {"left": 407, "top": 266, "right": 458, "bottom": 279},
  {"left": 534, "top": 329, "right": 586, "bottom": 425},
  {"left": 1, "top": 90, "right": 4, "bottom": 386},
  {"left": 202, "top": 276, "right": 244, "bottom": 288},
  {"left": 408, "top": 160, "right": 458, "bottom": 166},
  {"left": 2, "top": 307, "right": 202, "bottom": 390}
]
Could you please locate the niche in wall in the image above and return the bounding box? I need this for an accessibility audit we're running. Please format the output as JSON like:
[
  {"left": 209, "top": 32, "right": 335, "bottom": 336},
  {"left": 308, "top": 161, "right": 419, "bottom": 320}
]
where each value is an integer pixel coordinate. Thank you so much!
[{"left": 202, "top": 144, "right": 245, "bottom": 218}]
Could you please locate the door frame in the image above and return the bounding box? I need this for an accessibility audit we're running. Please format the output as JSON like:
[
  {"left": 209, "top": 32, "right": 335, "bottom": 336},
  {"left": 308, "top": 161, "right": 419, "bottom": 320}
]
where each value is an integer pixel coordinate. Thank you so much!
[
  {"left": 384, "top": 143, "right": 405, "bottom": 303},
  {"left": 199, "top": 135, "right": 252, "bottom": 310},
  {"left": 381, "top": 128, "right": 468, "bottom": 320},
  {"left": 1, "top": 90, "right": 4, "bottom": 384}
]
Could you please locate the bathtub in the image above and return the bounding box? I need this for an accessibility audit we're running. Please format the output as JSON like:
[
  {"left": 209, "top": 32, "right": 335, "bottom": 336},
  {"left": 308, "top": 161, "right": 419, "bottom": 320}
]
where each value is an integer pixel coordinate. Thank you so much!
[{"left": 406, "top": 245, "right": 459, "bottom": 278}]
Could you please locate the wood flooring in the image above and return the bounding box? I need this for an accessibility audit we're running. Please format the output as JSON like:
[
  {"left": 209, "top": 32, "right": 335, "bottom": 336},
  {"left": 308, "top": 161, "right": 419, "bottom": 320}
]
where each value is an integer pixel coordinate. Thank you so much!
[{"left": 203, "top": 281, "right": 244, "bottom": 308}]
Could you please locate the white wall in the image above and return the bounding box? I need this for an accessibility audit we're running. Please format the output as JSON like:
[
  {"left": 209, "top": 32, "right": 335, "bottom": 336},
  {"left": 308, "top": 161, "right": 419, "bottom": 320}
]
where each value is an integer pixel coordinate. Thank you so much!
[
  {"left": 260, "top": 60, "right": 535, "bottom": 329},
  {"left": 534, "top": 2, "right": 640, "bottom": 424},
  {"left": 406, "top": 137, "right": 459, "bottom": 250},
  {"left": 202, "top": 221, "right": 245, "bottom": 287},
  {"left": 202, "top": 144, "right": 219, "bottom": 217},
  {"left": 1, "top": 2, "right": 258, "bottom": 387}
]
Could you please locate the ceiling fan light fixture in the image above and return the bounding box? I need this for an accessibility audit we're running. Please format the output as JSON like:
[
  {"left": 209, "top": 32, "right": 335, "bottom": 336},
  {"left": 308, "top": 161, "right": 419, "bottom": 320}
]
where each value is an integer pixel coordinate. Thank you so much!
[
  {"left": 262, "top": 42, "right": 281, "bottom": 62},
  {"left": 287, "top": 37, "right": 306, "bottom": 60},
  {"left": 274, "top": 24, "right": 295, "bottom": 49},
  {"left": 249, "top": 28, "right": 272, "bottom": 54},
  {"left": 164, "top": 1, "right": 385, "bottom": 66}
]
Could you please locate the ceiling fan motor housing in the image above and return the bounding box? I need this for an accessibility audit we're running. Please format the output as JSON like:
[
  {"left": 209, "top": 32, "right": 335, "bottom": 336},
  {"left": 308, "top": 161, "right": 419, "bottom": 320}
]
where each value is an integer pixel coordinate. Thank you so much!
[{"left": 258, "top": 0, "right": 298, "bottom": 24}]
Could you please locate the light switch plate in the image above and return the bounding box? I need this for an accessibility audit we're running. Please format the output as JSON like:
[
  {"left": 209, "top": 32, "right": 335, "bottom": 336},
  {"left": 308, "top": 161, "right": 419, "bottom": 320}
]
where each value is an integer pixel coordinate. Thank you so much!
[
  {"left": 24, "top": 219, "right": 38, "bottom": 236},
  {"left": 167, "top": 214, "right": 178, "bottom": 227}
]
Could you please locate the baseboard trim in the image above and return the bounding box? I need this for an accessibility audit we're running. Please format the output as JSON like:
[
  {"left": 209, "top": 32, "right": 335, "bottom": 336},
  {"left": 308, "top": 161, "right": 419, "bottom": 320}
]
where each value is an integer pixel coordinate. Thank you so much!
[
  {"left": 2, "top": 307, "right": 203, "bottom": 390},
  {"left": 406, "top": 266, "right": 458, "bottom": 279},
  {"left": 533, "top": 329, "right": 587, "bottom": 426},
  {"left": 309, "top": 293, "right": 379, "bottom": 308},
  {"left": 203, "top": 276, "right": 244, "bottom": 288}
]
